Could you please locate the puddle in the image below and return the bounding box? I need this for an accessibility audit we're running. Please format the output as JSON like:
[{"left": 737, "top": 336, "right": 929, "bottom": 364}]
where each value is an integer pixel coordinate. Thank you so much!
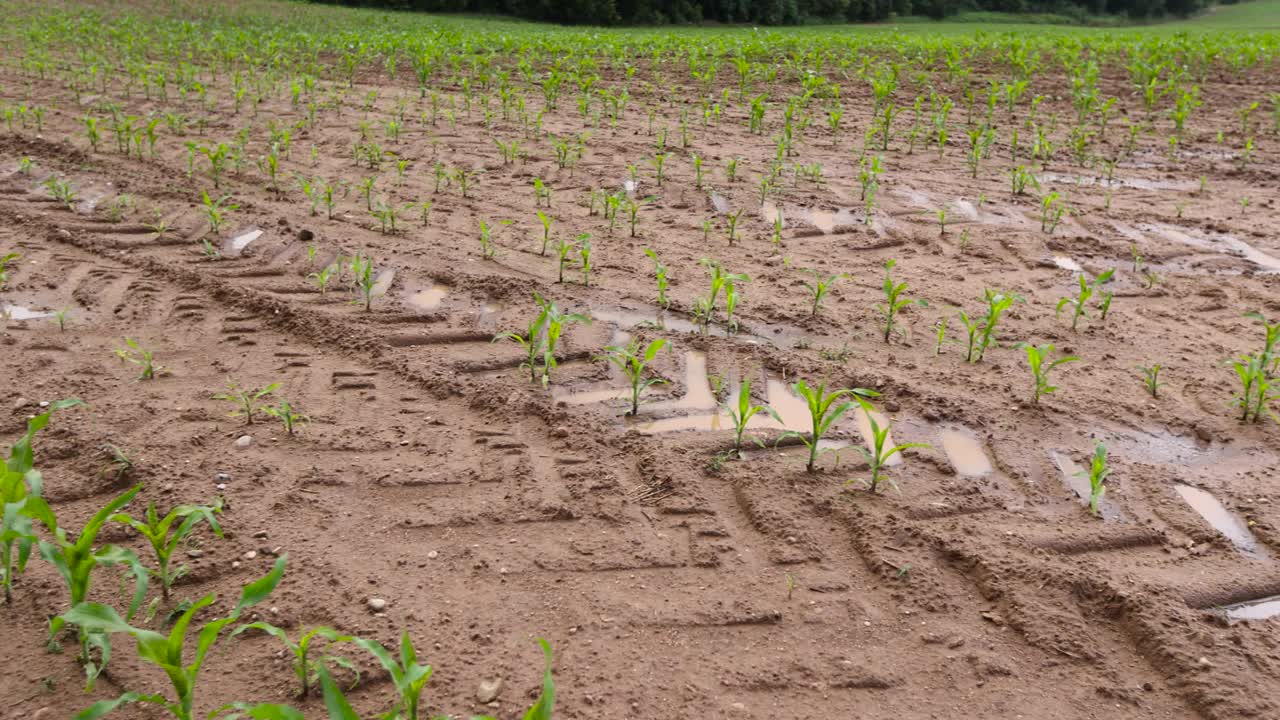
[
  {"left": 710, "top": 191, "right": 730, "bottom": 214},
  {"left": 1052, "top": 256, "right": 1083, "bottom": 272},
  {"left": 371, "top": 269, "right": 396, "bottom": 297},
  {"left": 3, "top": 304, "right": 55, "bottom": 320},
  {"left": 939, "top": 428, "right": 991, "bottom": 476},
  {"left": 1143, "top": 222, "right": 1280, "bottom": 274},
  {"left": 1222, "top": 596, "right": 1280, "bottom": 623},
  {"left": 225, "top": 227, "right": 262, "bottom": 256},
  {"left": 591, "top": 306, "right": 771, "bottom": 343},
  {"left": 407, "top": 282, "right": 450, "bottom": 310},
  {"left": 1039, "top": 172, "right": 1195, "bottom": 192},
  {"left": 641, "top": 351, "right": 717, "bottom": 414},
  {"left": 1174, "top": 484, "right": 1266, "bottom": 560},
  {"left": 556, "top": 387, "right": 632, "bottom": 406},
  {"left": 761, "top": 202, "right": 859, "bottom": 233},
  {"left": 637, "top": 372, "right": 811, "bottom": 435}
]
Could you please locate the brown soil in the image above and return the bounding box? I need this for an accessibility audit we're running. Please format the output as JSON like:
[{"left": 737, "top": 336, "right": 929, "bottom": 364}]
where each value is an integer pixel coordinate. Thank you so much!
[{"left": 1, "top": 42, "right": 1279, "bottom": 720}]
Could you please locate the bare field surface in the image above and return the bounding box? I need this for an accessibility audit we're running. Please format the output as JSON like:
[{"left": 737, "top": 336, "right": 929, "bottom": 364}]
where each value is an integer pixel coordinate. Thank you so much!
[{"left": 1, "top": 2, "right": 1279, "bottom": 719}]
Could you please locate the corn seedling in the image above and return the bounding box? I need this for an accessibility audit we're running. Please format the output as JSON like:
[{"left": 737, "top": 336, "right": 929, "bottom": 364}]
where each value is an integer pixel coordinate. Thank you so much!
[
  {"left": 212, "top": 382, "right": 279, "bottom": 425},
  {"left": 350, "top": 632, "right": 434, "bottom": 720},
  {"left": 725, "top": 377, "right": 781, "bottom": 456},
  {"left": 100, "top": 444, "right": 134, "bottom": 483},
  {"left": 350, "top": 253, "right": 377, "bottom": 311},
  {"left": 51, "top": 308, "right": 70, "bottom": 331},
  {"left": 0, "top": 252, "right": 18, "bottom": 288},
  {"left": 1021, "top": 343, "right": 1080, "bottom": 404},
  {"left": 45, "top": 177, "right": 78, "bottom": 210},
  {"left": 1040, "top": 191, "right": 1066, "bottom": 234},
  {"left": 601, "top": 338, "right": 668, "bottom": 416},
  {"left": 1, "top": 399, "right": 83, "bottom": 604},
  {"left": 878, "top": 259, "right": 919, "bottom": 343},
  {"left": 801, "top": 269, "right": 844, "bottom": 318},
  {"left": 230, "top": 623, "right": 357, "bottom": 699},
  {"left": 644, "top": 249, "right": 670, "bottom": 309},
  {"left": 553, "top": 235, "right": 578, "bottom": 283},
  {"left": 1056, "top": 269, "right": 1115, "bottom": 331},
  {"left": 109, "top": 499, "right": 224, "bottom": 601},
  {"left": 778, "top": 379, "right": 878, "bottom": 473},
  {"left": 1138, "top": 363, "right": 1164, "bottom": 398},
  {"left": 117, "top": 338, "right": 161, "bottom": 380},
  {"left": 849, "top": 398, "right": 929, "bottom": 493},
  {"left": 309, "top": 264, "right": 336, "bottom": 295},
  {"left": 200, "top": 191, "right": 237, "bottom": 237},
  {"left": 959, "top": 290, "right": 1019, "bottom": 363},
  {"left": 24, "top": 484, "right": 148, "bottom": 687},
  {"left": 262, "top": 399, "right": 309, "bottom": 435},
  {"left": 1080, "top": 443, "right": 1110, "bottom": 516},
  {"left": 65, "top": 556, "right": 287, "bottom": 720}
]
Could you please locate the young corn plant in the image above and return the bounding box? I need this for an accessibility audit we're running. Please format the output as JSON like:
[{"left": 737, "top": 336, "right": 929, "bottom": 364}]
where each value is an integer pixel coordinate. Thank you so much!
[
  {"left": 1, "top": 399, "right": 83, "bottom": 604},
  {"left": 601, "top": 338, "right": 668, "bottom": 416},
  {"left": 779, "top": 380, "right": 878, "bottom": 474},
  {"left": 117, "top": 338, "right": 161, "bottom": 380},
  {"left": 229, "top": 623, "right": 357, "bottom": 699},
  {"left": 65, "top": 556, "right": 287, "bottom": 720},
  {"left": 644, "top": 249, "right": 671, "bottom": 309},
  {"left": 200, "top": 191, "right": 237, "bottom": 237},
  {"left": 212, "top": 383, "right": 279, "bottom": 425},
  {"left": 878, "top": 259, "right": 919, "bottom": 343},
  {"left": 849, "top": 398, "right": 929, "bottom": 493},
  {"left": 1056, "top": 269, "right": 1115, "bottom": 331},
  {"left": 1138, "top": 363, "right": 1164, "bottom": 398},
  {"left": 801, "top": 269, "right": 845, "bottom": 318},
  {"left": 1021, "top": 343, "right": 1080, "bottom": 404},
  {"left": 535, "top": 211, "right": 553, "bottom": 256},
  {"left": 537, "top": 297, "right": 590, "bottom": 388},
  {"left": 351, "top": 632, "right": 434, "bottom": 720},
  {"left": 25, "top": 484, "right": 149, "bottom": 687},
  {"left": 263, "top": 399, "right": 309, "bottom": 435},
  {"left": 108, "top": 499, "right": 224, "bottom": 601},
  {"left": 725, "top": 377, "right": 781, "bottom": 457},
  {"left": 1081, "top": 443, "right": 1111, "bottom": 517},
  {"left": 350, "top": 253, "right": 377, "bottom": 311}
]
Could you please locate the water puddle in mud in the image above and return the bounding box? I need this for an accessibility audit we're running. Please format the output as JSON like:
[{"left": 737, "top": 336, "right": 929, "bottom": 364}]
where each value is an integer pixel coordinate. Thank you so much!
[
  {"left": 371, "top": 269, "right": 396, "bottom": 297},
  {"left": 591, "top": 306, "right": 771, "bottom": 344},
  {"left": 1222, "top": 596, "right": 1280, "bottom": 623},
  {"left": 406, "top": 282, "right": 450, "bottom": 310},
  {"left": 1052, "top": 256, "right": 1083, "bottom": 272},
  {"left": 760, "top": 202, "right": 861, "bottom": 233},
  {"left": 1175, "top": 484, "right": 1266, "bottom": 560},
  {"left": 710, "top": 191, "right": 730, "bottom": 214},
  {"left": 939, "top": 427, "right": 991, "bottom": 476},
  {"left": 1039, "top": 172, "right": 1195, "bottom": 192},
  {"left": 3, "top": 304, "right": 55, "bottom": 320},
  {"left": 1143, "top": 223, "right": 1280, "bottom": 274},
  {"left": 225, "top": 227, "right": 262, "bottom": 256}
]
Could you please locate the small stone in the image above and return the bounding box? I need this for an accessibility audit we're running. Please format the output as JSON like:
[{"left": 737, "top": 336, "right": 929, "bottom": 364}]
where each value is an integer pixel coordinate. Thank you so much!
[
  {"left": 215, "top": 483, "right": 227, "bottom": 491},
  {"left": 552, "top": 426, "right": 570, "bottom": 438},
  {"left": 56, "top": 228, "right": 72, "bottom": 239},
  {"left": 38, "top": 400, "right": 50, "bottom": 408},
  {"left": 1142, "top": 682, "right": 1154, "bottom": 692},
  {"left": 12, "top": 397, "right": 28, "bottom": 410},
  {"left": 231, "top": 561, "right": 241, "bottom": 569},
  {"left": 243, "top": 550, "right": 257, "bottom": 560},
  {"left": 368, "top": 597, "right": 387, "bottom": 612},
  {"left": 730, "top": 703, "right": 747, "bottom": 712},
  {"left": 253, "top": 530, "right": 269, "bottom": 539},
  {"left": 216, "top": 472, "right": 231, "bottom": 482},
  {"left": 476, "top": 678, "right": 503, "bottom": 703},
  {"left": 426, "top": 550, "right": 439, "bottom": 559},
  {"left": 271, "top": 546, "right": 283, "bottom": 556},
  {"left": 186, "top": 550, "right": 205, "bottom": 559},
  {"left": 234, "top": 435, "right": 253, "bottom": 449}
]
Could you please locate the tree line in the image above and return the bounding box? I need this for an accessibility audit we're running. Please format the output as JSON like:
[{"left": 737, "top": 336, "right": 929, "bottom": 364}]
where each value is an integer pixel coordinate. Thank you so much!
[{"left": 311, "top": 0, "right": 1217, "bottom": 26}]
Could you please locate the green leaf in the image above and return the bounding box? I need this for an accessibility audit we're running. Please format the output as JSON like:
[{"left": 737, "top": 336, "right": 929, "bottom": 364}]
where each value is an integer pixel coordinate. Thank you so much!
[
  {"left": 74, "top": 692, "right": 163, "bottom": 720},
  {"left": 317, "top": 664, "right": 362, "bottom": 720},
  {"left": 234, "top": 555, "right": 287, "bottom": 615},
  {"left": 523, "top": 638, "right": 556, "bottom": 720}
]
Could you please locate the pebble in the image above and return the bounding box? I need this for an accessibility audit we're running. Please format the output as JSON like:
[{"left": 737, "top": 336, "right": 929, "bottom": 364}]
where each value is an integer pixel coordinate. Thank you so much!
[
  {"left": 476, "top": 678, "right": 503, "bottom": 703},
  {"left": 12, "top": 398, "right": 28, "bottom": 410},
  {"left": 253, "top": 530, "right": 269, "bottom": 539},
  {"left": 38, "top": 400, "right": 49, "bottom": 408},
  {"left": 368, "top": 597, "right": 387, "bottom": 612},
  {"left": 243, "top": 550, "right": 257, "bottom": 560},
  {"left": 552, "top": 426, "right": 570, "bottom": 438},
  {"left": 426, "top": 550, "right": 439, "bottom": 559},
  {"left": 186, "top": 550, "right": 204, "bottom": 558},
  {"left": 216, "top": 472, "right": 231, "bottom": 482},
  {"left": 234, "top": 435, "right": 253, "bottom": 449},
  {"left": 215, "top": 484, "right": 227, "bottom": 491}
]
